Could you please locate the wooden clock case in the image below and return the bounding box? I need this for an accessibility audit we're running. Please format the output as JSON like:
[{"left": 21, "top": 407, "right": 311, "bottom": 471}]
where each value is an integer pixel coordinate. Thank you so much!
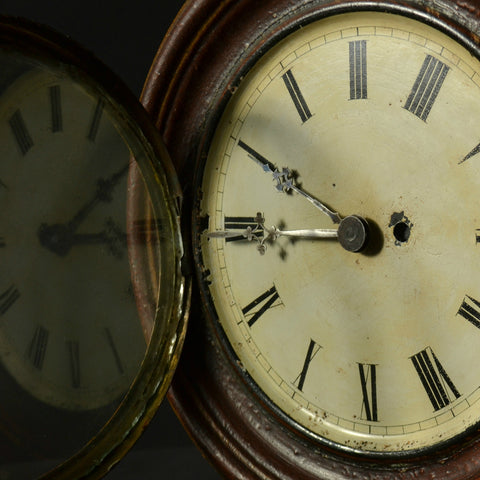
[{"left": 142, "top": 0, "right": 480, "bottom": 478}]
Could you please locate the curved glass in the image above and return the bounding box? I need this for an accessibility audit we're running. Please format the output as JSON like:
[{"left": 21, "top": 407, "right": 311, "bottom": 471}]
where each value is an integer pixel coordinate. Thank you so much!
[{"left": 0, "top": 18, "right": 187, "bottom": 479}]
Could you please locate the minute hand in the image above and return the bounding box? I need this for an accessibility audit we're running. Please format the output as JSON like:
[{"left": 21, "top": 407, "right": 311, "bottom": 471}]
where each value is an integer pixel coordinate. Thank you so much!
[
  {"left": 238, "top": 140, "right": 341, "bottom": 224},
  {"left": 284, "top": 181, "right": 342, "bottom": 224}
]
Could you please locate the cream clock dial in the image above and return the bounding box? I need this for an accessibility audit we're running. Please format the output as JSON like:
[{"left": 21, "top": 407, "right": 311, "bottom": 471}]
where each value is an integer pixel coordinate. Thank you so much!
[{"left": 200, "top": 11, "right": 480, "bottom": 453}]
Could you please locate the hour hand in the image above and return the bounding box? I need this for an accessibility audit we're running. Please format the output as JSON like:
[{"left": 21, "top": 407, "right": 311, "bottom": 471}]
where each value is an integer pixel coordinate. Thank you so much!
[
  {"left": 238, "top": 140, "right": 341, "bottom": 224},
  {"left": 207, "top": 213, "right": 368, "bottom": 253}
]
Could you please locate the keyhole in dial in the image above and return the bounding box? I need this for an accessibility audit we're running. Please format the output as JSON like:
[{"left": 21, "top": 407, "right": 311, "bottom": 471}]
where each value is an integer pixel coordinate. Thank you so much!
[{"left": 393, "top": 221, "right": 411, "bottom": 243}]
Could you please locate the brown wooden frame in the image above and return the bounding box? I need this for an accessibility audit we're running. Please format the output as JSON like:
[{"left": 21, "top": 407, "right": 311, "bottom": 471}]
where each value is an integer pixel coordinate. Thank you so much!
[{"left": 142, "top": 1, "right": 480, "bottom": 478}]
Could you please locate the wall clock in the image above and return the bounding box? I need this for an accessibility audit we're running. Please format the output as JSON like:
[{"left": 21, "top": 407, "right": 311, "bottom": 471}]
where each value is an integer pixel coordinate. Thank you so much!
[
  {"left": 141, "top": 0, "right": 480, "bottom": 478},
  {"left": 0, "top": 16, "right": 189, "bottom": 480}
]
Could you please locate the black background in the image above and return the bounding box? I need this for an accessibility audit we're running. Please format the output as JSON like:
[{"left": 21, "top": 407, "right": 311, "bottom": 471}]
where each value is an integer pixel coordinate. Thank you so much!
[{"left": 0, "top": 1, "right": 220, "bottom": 479}]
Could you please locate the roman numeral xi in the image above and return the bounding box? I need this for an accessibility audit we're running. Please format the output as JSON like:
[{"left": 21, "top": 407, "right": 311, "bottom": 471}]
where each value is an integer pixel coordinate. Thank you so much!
[{"left": 282, "top": 69, "right": 312, "bottom": 122}]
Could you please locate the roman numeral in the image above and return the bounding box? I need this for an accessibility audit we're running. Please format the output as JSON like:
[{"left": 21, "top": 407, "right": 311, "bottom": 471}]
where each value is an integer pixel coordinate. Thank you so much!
[
  {"left": 67, "top": 340, "right": 81, "bottom": 388},
  {"left": 0, "top": 285, "right": 20, "bottom": 315},
  {"left": 404, "top": 55, "right": 449, "bottom": 121},
  {"left": 358, "top": 363, "right": 378, "bottom": 421},
  {"left": 460, "top": 142, "right": 480, "bottom": 164},
  {"left": 294, "top": 339, "right": 322, "bottom": 392},
  {"left": 87, "top": 98, "right": 104, "bottom": 141},
  {"left": 49, "top": 85, "right": 62, "bottom": 133},
  {"left": 457, "top": 295, "right": 480, "bottom": 329},
  {"left": 410, "top": 347, "right": 460, "bottom": 411},
  {"left": 238, "top": 140, "right": 276, "bottom": 172},
  {"left": 349, "top": 40, "right": 367, "bottom": 100},
  {"left": 282, "top": 69, "right": 312, "bottom": 122},
  {"left": 242, "top": 286, "right": 281, "bottom": 327},
  {"left": 105, "top": 327, "right": 124, "bottom": 374},
  {"left": 9, "top": 110, "right": 33, "bottom": 155},
  {"left": 28, "top": 325, "right": 49, "bottom": 370},
  {"left": 224, "top": 216, "right": 263, "bottom": 243}
]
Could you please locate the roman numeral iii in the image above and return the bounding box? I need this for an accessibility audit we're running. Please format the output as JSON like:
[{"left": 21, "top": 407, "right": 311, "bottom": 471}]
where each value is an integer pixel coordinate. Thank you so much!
[{"left": 410, "top": 347, "right": 460, "bottom": 411}]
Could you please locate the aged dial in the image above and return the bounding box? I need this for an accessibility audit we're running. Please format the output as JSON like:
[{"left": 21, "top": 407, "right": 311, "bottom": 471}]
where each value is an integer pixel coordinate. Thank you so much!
[{"left": 199, "top": 10, "right": 480, "bottom": 453}]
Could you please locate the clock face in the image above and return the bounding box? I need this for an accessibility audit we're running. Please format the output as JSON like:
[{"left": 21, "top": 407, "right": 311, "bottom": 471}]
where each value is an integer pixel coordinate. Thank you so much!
[
  {"left": 0, "top": 67, "right": 146, "bottom": 411},
  {"left": 199, "top": 10, "right": 480, "bottom": 453}
]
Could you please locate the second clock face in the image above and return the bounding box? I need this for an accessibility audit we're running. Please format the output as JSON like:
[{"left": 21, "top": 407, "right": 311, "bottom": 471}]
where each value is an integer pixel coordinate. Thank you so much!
[
  {"left": 0, "top": 68, "right": 146, "bottom": 411},
  {"left": 199, "top": 11, "right": 480, "bottom": 453}
]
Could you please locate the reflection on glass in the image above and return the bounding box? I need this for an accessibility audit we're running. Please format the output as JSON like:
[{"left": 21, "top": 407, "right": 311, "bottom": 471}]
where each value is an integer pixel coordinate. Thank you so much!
[{"left": 0, "top": 54, "right": 156, "bottom": 477}]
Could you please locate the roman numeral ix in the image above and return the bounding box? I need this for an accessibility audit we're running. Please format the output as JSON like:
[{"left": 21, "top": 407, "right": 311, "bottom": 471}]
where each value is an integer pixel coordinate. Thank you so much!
[{"left": 224, "top": 216, "right": 263, "bottom": 243}]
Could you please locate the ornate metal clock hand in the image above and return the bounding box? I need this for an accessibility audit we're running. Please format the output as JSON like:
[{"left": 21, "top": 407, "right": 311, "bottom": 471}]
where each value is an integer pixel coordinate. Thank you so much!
[
  {"left": 238, "top": 140, "right": 342, "bottom": 224},
  {"left": 207, "top": 213, "right": 368, "bottom": 254},
  {"left": 37, "top": 164, "right": 129, "bottom": 256},
  {"left": 66, "top": 162, "right": 129, "bottom": 233},
  {"left": 38, "top": 218, "right": 127, "bottom": 257}
]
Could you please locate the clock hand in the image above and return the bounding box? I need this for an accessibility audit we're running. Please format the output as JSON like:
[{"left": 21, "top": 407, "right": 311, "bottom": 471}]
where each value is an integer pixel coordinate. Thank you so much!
[
  {"left": 207, "top": 213, "right": 368, "bottom": 254},
  {"left": 239, "top": 140, "right": 342, "bottom": 224},
  {"left": 37, "top": 163, "right": 129, "bottom": 256},
  {"left": 208, "top": 227, "right": 338, "bottom": 240},
  {"left": 38, "top": 218, "right": 126, "bottom": 258},
  {"left": 65, "top": 162, "right": 129, "bottom": 233}
]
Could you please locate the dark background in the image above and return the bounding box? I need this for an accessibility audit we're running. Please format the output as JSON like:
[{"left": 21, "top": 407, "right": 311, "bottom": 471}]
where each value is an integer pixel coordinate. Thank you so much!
[{"left": 0, "top": 1, "right": 220, "bottom": 479}]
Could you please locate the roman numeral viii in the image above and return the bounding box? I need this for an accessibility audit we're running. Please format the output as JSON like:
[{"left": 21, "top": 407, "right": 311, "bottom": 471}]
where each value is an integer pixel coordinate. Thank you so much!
[
  {"left": 242, "top": 285, "right": 281, "bottom": 327},
  {"left": 404, "top": 55, "right": 449, "bottom": 121},
  {"left": 358, "top": 363, "right": 378, "bottom": 421},
  {"left": 410, "top": 347, "right": 460, "bottom": 411}
]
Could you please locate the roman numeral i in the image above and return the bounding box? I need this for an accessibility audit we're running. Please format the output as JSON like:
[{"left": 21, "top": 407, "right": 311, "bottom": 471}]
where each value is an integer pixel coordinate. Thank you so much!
[{"left": 404, "top": 55, "right": 449, "bottom": 121}]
